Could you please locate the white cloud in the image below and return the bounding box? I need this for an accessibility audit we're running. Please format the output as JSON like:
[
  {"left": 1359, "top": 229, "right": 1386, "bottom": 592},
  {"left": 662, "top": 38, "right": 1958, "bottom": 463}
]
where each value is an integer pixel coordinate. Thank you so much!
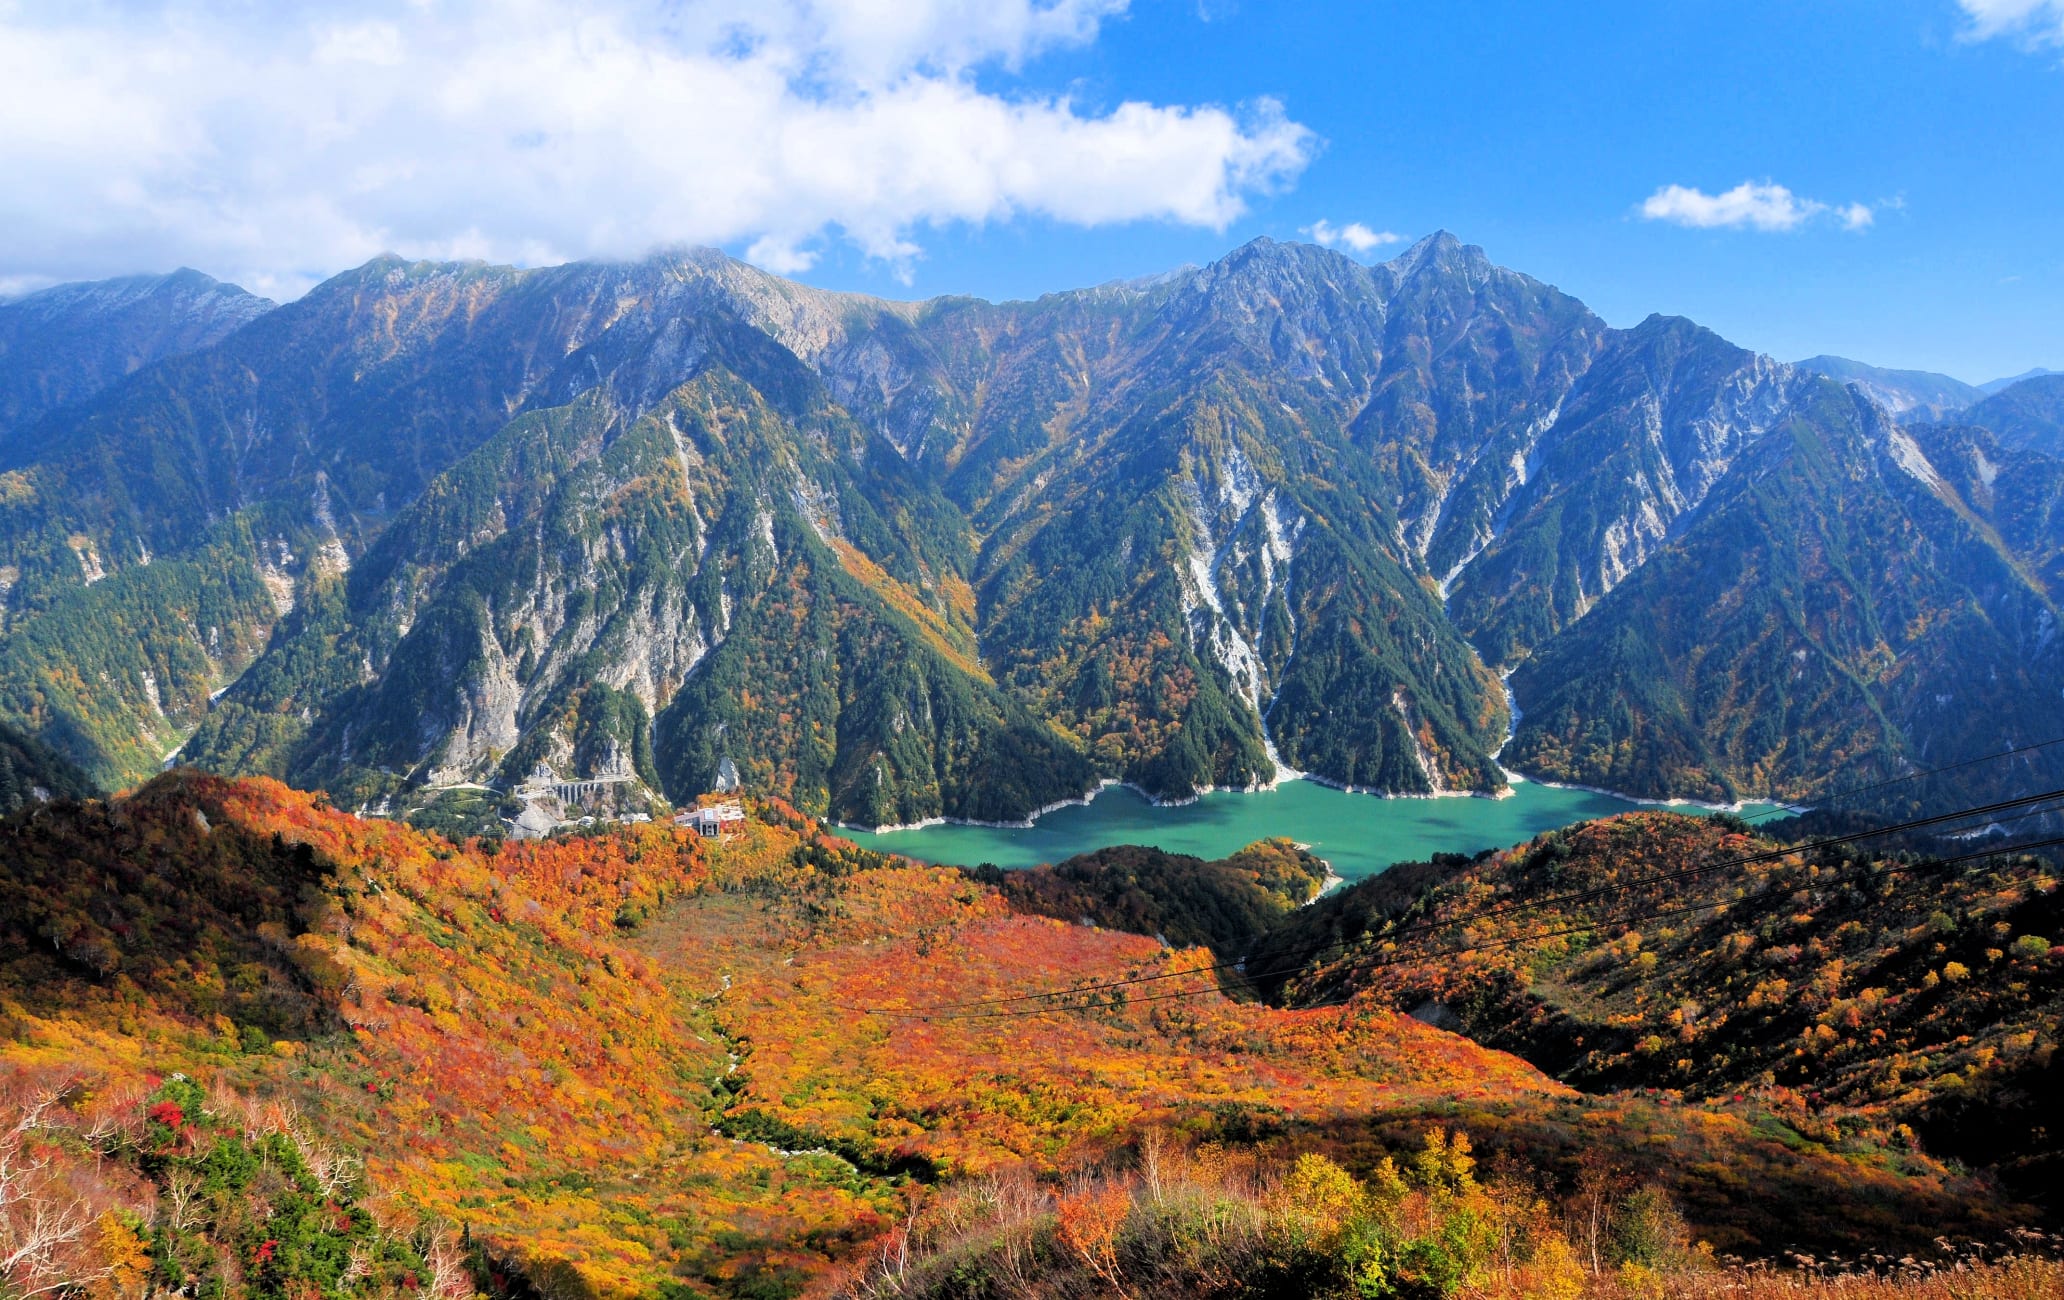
[
  {"left": 1303, "top": 219, "right": 1403, "bottom": 256},
  {"left": 0, "top": 0, "right": 1316, "bottom": 296},
  {"left": 0, "top": 275, "right": 58, "bottom": 301},
  {"left": 1956, "top": 0, "right": 2064, "bottom": 45},
  {"left": 1638, "top": 182, "right": 1873, "bottom": 233}
]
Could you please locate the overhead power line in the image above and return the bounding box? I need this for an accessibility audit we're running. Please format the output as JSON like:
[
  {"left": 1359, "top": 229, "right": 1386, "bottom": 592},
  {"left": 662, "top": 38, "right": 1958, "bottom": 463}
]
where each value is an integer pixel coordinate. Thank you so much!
[{"left": 1734, "top": 732, "right": 2064, "bottom": 823}]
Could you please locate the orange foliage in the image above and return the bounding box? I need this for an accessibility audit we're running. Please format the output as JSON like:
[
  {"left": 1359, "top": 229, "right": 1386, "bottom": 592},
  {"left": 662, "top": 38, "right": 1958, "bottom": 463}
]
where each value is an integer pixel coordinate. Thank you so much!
[{"left": 1, "top": 776, "right": 2042, "bottom": 1295}]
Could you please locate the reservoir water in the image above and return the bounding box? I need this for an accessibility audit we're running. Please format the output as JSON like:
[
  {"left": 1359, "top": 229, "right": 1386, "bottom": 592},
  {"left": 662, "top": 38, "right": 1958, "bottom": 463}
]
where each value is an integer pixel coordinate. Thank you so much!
[{"left": 839, "top": 777, "right": 1783, "bottom": 880}]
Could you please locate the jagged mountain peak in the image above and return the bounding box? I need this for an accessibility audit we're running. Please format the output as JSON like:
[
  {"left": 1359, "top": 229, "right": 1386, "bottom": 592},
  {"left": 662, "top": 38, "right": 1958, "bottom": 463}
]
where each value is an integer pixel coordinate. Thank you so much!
[
  {"left": 1611, "top": 312, "right": 1763, "bottom": 373},
  {"left": 1383, "top": 229, "right": 1482, "bottom": 278},
  {"left": 287, "top": 254, "right": 527, "bottom": 328},
  {"left": 1625, "top": 310, "right": 1707, "bottom": 336},
  {"left": 1059, "top": 262, "right": 1202, "bottom": 305},
  {"left": 1192, "top": 234, "right": 1376, "bottom": 287},
  {"left": 3, "top": 235, "right": 2059, "bottom": 829}
]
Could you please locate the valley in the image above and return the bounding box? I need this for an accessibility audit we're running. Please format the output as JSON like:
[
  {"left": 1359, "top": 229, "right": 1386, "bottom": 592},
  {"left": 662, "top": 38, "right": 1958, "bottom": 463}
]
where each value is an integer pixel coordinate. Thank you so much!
[
  {"left": 6, "top": 5, "right": 2061, "bottom": 1297},
  {"left": 1, "top": 233, "right": 2061, "bottom": 1300}
]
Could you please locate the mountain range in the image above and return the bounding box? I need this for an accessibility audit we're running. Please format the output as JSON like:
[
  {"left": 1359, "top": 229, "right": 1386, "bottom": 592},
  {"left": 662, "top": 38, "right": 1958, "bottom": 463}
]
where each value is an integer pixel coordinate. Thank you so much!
[
  {"left": 1, "top": 237, "right": 2061, "bottom": 825},
  {"left": 1982, "top": 366, "right": 2063, "bottom": 395},
  {"left": 1791, "top": 354, "right": 1986, "bottom": 422},
  {"left": 0, "top": 269, "right": 273, "bottom": 447},
  {"left": 1792, "top": 355, "right": 2057, "bottom": 418}
]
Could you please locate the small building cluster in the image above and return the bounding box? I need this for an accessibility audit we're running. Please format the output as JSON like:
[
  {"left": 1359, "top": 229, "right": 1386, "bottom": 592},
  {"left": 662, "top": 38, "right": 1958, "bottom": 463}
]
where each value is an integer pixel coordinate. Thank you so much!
[{"left": 679, "top": 801, "right": 746, "bottom": 838}]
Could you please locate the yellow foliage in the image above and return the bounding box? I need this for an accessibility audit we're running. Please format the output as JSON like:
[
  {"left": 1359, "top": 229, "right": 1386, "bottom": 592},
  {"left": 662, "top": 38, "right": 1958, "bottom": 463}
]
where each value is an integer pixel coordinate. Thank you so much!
[
  {"left": 1277, "top": 1153, "right": 1363, "bottom": 1245},
  {"left": 1522, "top": 1234, "right": 1588, "bottom": 1300},
  {"left": 91, "top": 1212, "right": 152, "bottom": 1300}
]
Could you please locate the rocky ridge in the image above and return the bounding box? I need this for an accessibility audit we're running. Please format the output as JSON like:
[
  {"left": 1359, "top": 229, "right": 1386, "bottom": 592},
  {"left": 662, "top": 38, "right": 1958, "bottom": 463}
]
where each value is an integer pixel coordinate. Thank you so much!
[{"left": 0, "top": 239, "right": 2058, "bottom": 824}]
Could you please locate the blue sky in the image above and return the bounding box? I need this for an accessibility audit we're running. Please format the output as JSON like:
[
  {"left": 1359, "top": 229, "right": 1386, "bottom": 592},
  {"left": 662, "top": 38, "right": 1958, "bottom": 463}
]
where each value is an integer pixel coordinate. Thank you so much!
[
  {"left": 806, "top": 0, "right": 2064, "bottom": 383},
  {"left": 1, "top": 0, "right": 2058, "bottom": 381}
]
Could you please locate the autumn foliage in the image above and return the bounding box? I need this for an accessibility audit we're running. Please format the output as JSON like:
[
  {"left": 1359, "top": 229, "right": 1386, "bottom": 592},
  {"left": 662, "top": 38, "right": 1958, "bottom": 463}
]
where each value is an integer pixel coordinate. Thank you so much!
[
  {"left": 0, "top": 776, "right": 2055, "bottom": 1297},
  {"left": 1274, "top": 813, "right": 2063, "bottom": 1211}
]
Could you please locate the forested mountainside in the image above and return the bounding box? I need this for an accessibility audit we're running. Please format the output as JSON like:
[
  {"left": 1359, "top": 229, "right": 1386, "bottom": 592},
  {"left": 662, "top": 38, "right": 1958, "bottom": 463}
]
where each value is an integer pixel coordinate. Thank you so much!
[
  {"left": 1257, "top": 813, "right": 2063, "bottom": 1213},
  {"left": 0, "top": 268, "right": 272, "bottom": 447},
  {"left": 4, "top": 775, "right": 2053, "bottom": 1298},
  {"left": 0, "top": 717, "right": 96, "bottom": 813},
  {"left": 0, "top": 239, "right": 2060, "bottom": 823},
  {"left": 1503, "top": 384, "right": 2064, "bottom": 806}
]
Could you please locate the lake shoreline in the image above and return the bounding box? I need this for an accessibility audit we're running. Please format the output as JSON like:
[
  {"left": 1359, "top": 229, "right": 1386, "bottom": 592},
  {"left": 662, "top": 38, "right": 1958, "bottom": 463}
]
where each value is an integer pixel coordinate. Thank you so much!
[
  {"left": 1497, "top": 766, "right": 1808, "bottom": 817},
  {"left": 839, "top": 774, "right": 1787, "bottom": 881},
  {"left": 835, "top": 766, "right": 1777, "bottom": 838}
]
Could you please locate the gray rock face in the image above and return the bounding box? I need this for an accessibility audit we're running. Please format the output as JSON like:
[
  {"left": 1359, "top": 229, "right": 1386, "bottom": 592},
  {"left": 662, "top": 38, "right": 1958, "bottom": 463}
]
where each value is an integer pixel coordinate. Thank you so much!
[{"left": 1447, "top": 315, "right": 1802, "bottom": 667}]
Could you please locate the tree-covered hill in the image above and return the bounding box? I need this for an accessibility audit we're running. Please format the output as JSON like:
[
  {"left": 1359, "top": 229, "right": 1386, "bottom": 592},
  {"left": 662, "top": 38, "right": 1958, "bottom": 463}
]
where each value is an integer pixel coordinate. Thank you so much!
[
  {"left": 2, "top": 773, "right": 2052, "bottom": 1297},
  {"left": 970, "top": 837, "right": 1330, "bottom": 957},
  {"left": 1962, "top": 372, "right": 2064, "bottom": 457},
  {"left": 1263, "top": 811, "right": 2063, "bottom": 1211}
]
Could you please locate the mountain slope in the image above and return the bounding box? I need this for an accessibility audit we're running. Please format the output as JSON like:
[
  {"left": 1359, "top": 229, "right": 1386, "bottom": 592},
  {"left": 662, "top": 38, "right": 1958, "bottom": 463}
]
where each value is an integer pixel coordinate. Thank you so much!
[
  {"left": 0, "top": 717, "right": 96, "bottom": 812},
  {"left": 0, "top": 269, "right": 272, "bottom": 447},
  {"left": 183, "top": 323, "right": 1091, "bottom": 824},
  {"left": 13, "top": 239, "right": 1550, "bottom": 809},
  {"left": 1794, "top": 354, "right": 1982, "bottom": 422},
  {"left": 1908, "top": 420, "right": 2064, "bottom": 600},
  {"left": 0, "top": 255, "right": 972, "bottom": 794},
  {"left": 1963, "top": 373, "right": 2064, "bottom": 456},
  {"left": 1503, "top": 380, "right": 2064, "bottom": 805},
  {"left": 1449, "top": 315, "right": 1797, "bottom": 668},
  {"left": 2, "top": 239, "right": 2060, "bottom": 820},
  {"left": 3, "top": 774, "right": 2040, "bottom": 1296},
  {"left": 1265, "top": 812, "right": 2064, "bottom": 1208},
  {"left": 895, "top": 235, "right": 1598, "bottom": 795}
]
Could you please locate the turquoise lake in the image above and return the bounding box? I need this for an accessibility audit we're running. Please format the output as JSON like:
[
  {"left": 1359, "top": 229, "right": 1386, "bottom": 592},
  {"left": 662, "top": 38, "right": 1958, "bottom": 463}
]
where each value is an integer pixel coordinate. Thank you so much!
[{"left": 839, "top": 777, "right": 1784, "bottom": 880}]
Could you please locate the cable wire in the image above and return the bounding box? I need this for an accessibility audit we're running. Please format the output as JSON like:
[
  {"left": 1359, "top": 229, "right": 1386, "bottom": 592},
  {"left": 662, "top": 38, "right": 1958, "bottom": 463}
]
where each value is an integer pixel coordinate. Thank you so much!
[{"left": 1732, "top": 733, "right": 2064, "bottom": 822}]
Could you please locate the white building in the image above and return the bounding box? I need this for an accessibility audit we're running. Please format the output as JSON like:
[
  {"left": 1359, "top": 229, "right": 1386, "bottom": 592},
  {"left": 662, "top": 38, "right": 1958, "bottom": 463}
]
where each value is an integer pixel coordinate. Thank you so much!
[{"left": 680, "top": 802, "right": 746, "bottom": 838}]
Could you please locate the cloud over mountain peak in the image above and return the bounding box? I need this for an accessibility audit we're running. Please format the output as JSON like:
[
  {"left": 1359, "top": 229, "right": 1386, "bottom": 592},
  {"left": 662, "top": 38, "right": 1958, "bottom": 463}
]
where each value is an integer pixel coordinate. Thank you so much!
[{"left": 0, "top": 0, "right": 1315, "bottom": 296}]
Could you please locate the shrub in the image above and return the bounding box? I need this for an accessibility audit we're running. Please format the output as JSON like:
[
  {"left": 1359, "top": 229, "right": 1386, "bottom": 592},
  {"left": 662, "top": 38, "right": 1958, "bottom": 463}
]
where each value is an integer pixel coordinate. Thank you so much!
[{"left": 1609, "top": 1187, "right": 1690, "bottom": 1270}]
